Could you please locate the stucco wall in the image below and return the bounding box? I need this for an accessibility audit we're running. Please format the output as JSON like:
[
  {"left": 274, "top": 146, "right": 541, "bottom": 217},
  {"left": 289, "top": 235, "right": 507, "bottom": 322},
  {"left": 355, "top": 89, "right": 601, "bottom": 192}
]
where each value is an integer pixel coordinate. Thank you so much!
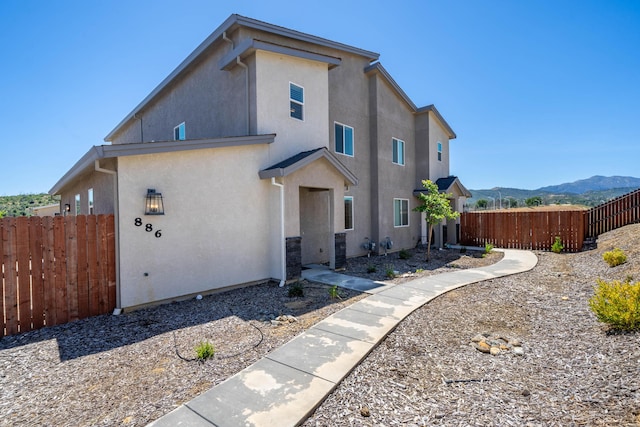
[
  {"left": 369, "top": 75, "right": 421, "bottom": 252},
  {"left": 59, "top": 158, "right": 116, "bottom": 215},
  {"left": 110, "top": 41, "right": 246, "bottom": 145},
  {"left": 328, "top": 53, "right": 372, "bottom": 258},
  {"left": 428, "top": 113, "right": 451, "bottom": 181},
  {"left": 255, "top": 50, "right": 330, "bottom": 166},
  {"left": 116, "top": 145, "right": 275, "bottom": 308}
]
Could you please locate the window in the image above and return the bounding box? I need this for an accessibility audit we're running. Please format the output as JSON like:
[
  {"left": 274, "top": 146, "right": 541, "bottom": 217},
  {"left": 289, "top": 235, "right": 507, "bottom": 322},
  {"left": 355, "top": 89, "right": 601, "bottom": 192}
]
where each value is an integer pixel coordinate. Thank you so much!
[
  {"left": 392, "top": 138, "right": 405, "bottom": 165},
  {"left": 437, "top": 141, "right": 442, "bottom": 161},
  {"left": 344, "top": 196, "right": 354, "bottom": 230},
  {"left": 335, "top": 123, "right": 354, "bottom": 156},
  {"left": 174, "top": 122, "right": 185, "bottom": 140},
  {"left": 75, "top": 194, "right": 81, "bottom": 215},
  {"left": 88, "top": 188, "right": 94, "bottom": 214},
  {"left": 394, "top": 198, "right": 409, "bottom": 227},
  {"left": 289, "top": 82, "right": 304, "bottom": 120}
]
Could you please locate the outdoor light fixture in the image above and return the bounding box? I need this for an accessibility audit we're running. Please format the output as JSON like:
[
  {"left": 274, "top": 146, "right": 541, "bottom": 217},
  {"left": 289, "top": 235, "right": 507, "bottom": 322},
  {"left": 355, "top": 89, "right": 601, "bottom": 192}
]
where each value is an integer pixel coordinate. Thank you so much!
[
  {"left": 144, "top": 189, "right": 164, "bottom": 215},
  {"left": 64, "top": 203, "right": 71, "bottom": 212}
]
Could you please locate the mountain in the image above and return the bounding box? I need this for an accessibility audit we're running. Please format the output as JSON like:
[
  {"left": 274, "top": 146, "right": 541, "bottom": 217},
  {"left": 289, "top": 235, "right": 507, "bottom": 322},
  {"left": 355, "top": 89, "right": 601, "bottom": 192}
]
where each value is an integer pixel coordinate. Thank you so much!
[
  {"left": 468, "top": 175, "right": 640, "bottom": 208},
  {"left": 537, "top": 175, "right": 640, "bottom": 194}
]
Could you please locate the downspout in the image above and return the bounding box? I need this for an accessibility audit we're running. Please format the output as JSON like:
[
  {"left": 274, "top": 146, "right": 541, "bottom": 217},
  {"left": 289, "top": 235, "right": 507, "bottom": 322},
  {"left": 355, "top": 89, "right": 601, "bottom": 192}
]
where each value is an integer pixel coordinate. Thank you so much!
[
  {"left": 95, "top": 160, "right": 122, "bottom": 314},
  {"left": 271, "top": 178, "right": 286, "bottom": 287},
  {"left": 222, "top": 32, "right": 250, "bottom": 135}
]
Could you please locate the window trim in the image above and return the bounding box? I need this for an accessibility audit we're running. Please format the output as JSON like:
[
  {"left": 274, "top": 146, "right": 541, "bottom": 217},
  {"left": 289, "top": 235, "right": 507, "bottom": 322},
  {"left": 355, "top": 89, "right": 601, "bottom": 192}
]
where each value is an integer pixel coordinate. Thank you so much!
[
  {"left": 344, "top": 196, "right": 354, "bottom": 230},
  {"left": 334, "top": 122, "right": 354, "bottom": 157},
  {"left": 437, "top": 141, "right": 442, "bottom": 162},
  {"left": 174, "top": 122, "right": 185, "bottom": 141},
  {"left": 75, "top": 194, "right": 81, "bottom": 215},
  {"left": 289, "top": 82, "right": 304, "bottom": 121},
  {"left": 393, "top": 198, "right": 409, "bottom": 228},
  {"left": 392, "top": 138, "right": 405, "bottom": 166}
]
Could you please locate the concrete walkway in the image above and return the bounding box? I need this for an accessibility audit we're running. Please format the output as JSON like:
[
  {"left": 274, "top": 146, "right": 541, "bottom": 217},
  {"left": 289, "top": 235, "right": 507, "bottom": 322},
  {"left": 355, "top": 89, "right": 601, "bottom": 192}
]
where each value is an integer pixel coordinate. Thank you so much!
[{"left": 148, "top": 249, "right": 537, "bottom": 427}]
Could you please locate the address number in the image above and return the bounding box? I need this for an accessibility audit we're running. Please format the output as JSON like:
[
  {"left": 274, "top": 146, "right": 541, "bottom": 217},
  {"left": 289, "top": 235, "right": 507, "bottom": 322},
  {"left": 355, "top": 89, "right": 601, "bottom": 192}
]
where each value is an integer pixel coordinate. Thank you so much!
[{"left": 134, "top": 217, "right": 162, "bottom": 238}]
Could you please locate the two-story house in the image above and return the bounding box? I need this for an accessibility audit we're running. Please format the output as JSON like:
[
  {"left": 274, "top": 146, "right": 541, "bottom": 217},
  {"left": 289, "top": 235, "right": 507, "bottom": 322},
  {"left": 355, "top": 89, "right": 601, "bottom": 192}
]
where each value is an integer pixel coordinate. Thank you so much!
[{"left": 50, "top": 14, "right": 470, "bottom": 310}]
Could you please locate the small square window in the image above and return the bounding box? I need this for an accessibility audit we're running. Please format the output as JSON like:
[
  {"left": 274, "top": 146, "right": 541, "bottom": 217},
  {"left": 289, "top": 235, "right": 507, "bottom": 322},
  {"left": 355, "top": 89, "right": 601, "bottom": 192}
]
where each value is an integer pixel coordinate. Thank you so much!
[
  {"left": 335, "top": 123, "right": 354, "bottom": 156},
  {"left": 290, "top": 83, "right": 304, "bottom": 120},
  {"left": 437, "top": 141, "right": 442, "bottom": 162},
  {"left": 394, "top": 198, "right": 409, "bottom": 227},
  {"left": 393, "top": 138, "right": 405, "bottom": 165},
  {"left": 174, "top": 122, "right": 185, "bottom": 140},
  {"left": 344, "top": 196, "right": 354, "bottom": 230}
]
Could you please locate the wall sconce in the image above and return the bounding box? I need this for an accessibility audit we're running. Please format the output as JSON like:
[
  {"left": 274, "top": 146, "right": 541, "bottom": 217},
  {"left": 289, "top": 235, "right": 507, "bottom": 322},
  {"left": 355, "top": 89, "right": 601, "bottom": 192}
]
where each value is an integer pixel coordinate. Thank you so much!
[
  {"left": 144, "top": 189, "right": 164, "bottom": 215},
  {"left": 64, "top": 204, "right": 71, "bottom": 212}
]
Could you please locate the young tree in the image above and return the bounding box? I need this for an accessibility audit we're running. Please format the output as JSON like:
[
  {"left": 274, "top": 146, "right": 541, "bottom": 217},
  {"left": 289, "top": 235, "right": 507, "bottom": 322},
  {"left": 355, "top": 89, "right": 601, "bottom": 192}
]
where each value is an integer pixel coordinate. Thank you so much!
[
  {"left": 476, "top": 199, "right": 488, "bottom": 209},
  {"left": 413, "top": 179, "right": 460, "bottom": 261}
]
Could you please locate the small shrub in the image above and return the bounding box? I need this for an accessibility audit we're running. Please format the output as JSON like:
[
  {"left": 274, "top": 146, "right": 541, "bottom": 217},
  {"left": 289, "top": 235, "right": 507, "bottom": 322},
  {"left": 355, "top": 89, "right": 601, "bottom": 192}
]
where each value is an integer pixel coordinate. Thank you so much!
[
  {"left": 367, "top": 264, "right": 377, "bottom": 273},
  {"left": 589, "top": 278, "right": 640, "bottom": 331},
  {"left": 195, "top": 341, "right": 215, "bottom": 361},
  {"left": 288, "top": 282, "right": 304, "bottom": 297},
  {"left": 551, "top": 236, "right": 564, "bottom": 254},
  {"left": 484, "top": 243, "right": 494, "bottom": 254},
  {"left": 603, "top": 248, "right": 627, "bottom": 267},
  {"left": 398, "top": 249, "right": 411, "bottom": 260},
  {"left": 415, "top": 268, "right": 424, "bottom": 274},
  {"left": 385, "top": 265, "right": 396, "bottom": 279},
  {"left": 328, "top": 285, "right": 341, "bottom": 300}
]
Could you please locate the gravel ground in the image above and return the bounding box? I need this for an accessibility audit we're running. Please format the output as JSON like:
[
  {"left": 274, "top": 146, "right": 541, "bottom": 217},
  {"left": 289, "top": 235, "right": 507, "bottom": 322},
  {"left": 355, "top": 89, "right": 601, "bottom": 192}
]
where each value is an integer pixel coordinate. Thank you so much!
[
  {"left": 1, "top": 224, "right": 638, "bottom": 426},
  {"left": 304, "top": 224, "right": 640, "bottom": 426}
]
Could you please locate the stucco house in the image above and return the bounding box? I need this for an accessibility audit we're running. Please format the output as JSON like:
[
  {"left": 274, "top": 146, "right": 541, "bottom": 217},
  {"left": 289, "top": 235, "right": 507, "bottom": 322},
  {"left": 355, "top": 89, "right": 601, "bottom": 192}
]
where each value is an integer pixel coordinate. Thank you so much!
[{"left": 50, "top": 14, "right": 470, "bottom": 310}]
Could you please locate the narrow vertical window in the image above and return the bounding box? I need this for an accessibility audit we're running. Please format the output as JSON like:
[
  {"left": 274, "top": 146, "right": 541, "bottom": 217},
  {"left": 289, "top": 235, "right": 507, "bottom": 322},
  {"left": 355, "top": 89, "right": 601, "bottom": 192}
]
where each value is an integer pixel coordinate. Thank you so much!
[
  {"left": 344, "top": 196, "right": 354, "bottom": 230},
  {"left": 174, "top": 122, "right": 185, "bottom": 140},
  {"left": 75, "top": 194, "right": 81, "bottom": 215},
  {"left": 334, "top": 123, "right": 354, "bottom": 156},
  {"left": 88, "top": 188, "right": 94, "bottom": 214},
  {"left": 392, "top": 138, "right": 405, "bottom": 165},
  {"left": 289, "top": 82, "right": 304, "bottom": 120},
  {"left": 394, "top": 198, "right": 409, "bottom": 227},
  {"left": 437, "top": 141, "right": 442, "bottom": 161}
]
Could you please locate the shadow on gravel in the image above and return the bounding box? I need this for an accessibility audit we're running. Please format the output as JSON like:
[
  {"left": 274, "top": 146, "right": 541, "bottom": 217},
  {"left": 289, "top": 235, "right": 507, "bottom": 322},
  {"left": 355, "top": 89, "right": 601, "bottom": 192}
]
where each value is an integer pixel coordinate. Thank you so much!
[{"left": 0, "top": 280, "right": 358, "bottom": 361}]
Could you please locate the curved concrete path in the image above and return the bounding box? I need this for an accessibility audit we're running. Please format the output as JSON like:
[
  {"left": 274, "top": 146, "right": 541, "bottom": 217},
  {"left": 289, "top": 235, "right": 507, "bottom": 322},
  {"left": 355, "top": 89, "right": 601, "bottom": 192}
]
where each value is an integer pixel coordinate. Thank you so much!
[{"left": 148, "top": 249, "right": 537, "bottom": 427}]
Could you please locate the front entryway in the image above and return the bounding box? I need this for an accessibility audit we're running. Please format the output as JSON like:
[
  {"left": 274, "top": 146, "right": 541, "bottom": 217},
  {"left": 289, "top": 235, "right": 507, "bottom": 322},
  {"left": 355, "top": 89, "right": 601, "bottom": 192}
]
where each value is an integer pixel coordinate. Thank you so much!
[{"left": 299, "top": 187, "right": 332, "bottom": 266}]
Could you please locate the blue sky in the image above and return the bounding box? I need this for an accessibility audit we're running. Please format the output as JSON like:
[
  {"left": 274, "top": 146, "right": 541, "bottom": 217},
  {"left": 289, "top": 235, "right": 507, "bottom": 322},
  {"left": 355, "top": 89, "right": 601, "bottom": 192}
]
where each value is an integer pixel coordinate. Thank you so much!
[{"left": 1, "top": 0, "right": 638, "bottom": 195}]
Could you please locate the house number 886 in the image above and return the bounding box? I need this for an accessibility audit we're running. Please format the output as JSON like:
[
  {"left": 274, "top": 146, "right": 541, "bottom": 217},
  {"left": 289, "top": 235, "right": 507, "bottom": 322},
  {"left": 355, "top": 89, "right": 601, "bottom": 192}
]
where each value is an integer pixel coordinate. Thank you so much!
[{"left": 134, "top": 217, "right": 162, "bottom": 238}]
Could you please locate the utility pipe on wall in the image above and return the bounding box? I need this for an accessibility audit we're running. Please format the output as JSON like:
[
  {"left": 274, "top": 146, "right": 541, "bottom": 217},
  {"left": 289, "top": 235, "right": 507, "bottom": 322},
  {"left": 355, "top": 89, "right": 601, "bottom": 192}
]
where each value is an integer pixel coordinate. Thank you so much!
[
  {"left": 95, "top": 160, "right": 122, "bottom": 313},
  {"left": 271, "top": 178, "right": 286, "bottom": 287}
]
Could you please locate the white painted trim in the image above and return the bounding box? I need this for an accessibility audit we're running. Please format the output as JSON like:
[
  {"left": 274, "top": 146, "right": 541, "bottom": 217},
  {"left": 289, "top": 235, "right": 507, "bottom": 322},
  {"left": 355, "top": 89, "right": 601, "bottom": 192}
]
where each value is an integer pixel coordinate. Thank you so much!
[
  {"left": 289, "top": 82, "right": 304, "bottom": 121},
  {"left": 393, "top": 198, "right": 410, "bottom": 228},
  {"left": 334, "top": 122, "right": 355, "bottom": 157},
  {"left": 392, "top": 137, "right": 405, "bottom": 166}
]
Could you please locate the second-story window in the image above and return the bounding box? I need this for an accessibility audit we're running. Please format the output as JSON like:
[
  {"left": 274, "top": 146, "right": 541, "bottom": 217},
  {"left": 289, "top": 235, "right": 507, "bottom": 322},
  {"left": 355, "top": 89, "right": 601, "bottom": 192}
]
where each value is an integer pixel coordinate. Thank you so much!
[
  {"left": 437, "top": 141, "right": 442, "bottom": 161},
  {"left": 174, "top": 122, "right": 185, "bottom": 140},
  {"left": 289, "top": 82, "right": 304, "bottom": 120},
  {"left": 335, "top": 123, "right": 354, "bottom": 156},
  {"left": 75, "top": 194, "right": 81, "bottom": 215},
  {"left": 88, "top": 188, "right": 94, "bottom": 214},
  {"left": 393, "top": 138, "right": 405, "bottom": 165}
]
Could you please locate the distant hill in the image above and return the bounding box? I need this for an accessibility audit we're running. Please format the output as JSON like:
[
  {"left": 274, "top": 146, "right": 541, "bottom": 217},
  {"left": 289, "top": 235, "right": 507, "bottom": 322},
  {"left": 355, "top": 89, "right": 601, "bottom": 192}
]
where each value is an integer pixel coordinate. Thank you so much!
[
  {"left": 0, "top": 193, "right": 59, "bottom": 217},
  {"left": 537, "top": 175, "right": 640, "bottom": 194},
  {"left": 468, "top": 175, "right": 640, "bottom": 209}
]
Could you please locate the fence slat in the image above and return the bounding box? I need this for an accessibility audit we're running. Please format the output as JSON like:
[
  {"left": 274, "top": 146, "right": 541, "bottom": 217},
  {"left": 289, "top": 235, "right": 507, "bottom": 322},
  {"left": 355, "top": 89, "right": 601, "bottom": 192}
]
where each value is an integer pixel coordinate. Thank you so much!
[
  {"left": 16, "top": 217, "right": 32, "bottom": 333},
  {"left": 53, "top": 216, "right": 68, "bottom": 325},
  {"left": 65, "top": 216, "right": 79, "bottom": 322},
  {"left": 76, "top": 215, "right": 89, "bottom": 319},
  {"left": 29, "top": 217, "right": 45, "bottom": 330},
  {"left": 2, "top": 217, "right": 19, "bottom": 336}
]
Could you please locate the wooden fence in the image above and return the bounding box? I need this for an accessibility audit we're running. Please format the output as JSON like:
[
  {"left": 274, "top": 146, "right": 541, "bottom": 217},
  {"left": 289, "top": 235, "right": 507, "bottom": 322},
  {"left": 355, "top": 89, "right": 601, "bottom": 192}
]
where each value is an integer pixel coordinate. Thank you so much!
[
  {"left": 461, "top": 187, "right": 640, "bottom": 252},
  {"left": 585, "top": 187, "right": 640, "bottom": 238},
  {"left": 1, "top": 215, "right": 116, "bottom": 337},
  {"left": 460, "top": 210, "right": 586, "bottom": 252}
]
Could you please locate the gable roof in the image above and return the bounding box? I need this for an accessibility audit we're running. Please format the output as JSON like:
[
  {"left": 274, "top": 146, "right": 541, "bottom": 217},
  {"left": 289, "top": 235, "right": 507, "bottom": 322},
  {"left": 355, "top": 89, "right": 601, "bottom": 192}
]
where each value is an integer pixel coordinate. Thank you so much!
[
  {"left": 413, "top": 176, "right": 472, "bottom": 198},
  {"left": 365, "top": 62, "right": 456, "bottom": 139},
  {"left": 259, "top": 147, "right": 358, "bottom": 186},
  {"left": 104, "top": 14, "right": 379, "bottom": 142}
]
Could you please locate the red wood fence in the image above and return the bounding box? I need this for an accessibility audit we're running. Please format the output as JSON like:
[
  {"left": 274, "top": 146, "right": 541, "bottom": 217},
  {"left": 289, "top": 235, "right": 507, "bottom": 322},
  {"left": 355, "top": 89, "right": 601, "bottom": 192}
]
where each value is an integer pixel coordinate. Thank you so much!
[
  {"left": 585, "top": 187, "right": 640, "bottom": 238},
  {"left": 461, "top": 187, "right": 640, "bottom": 252},
  {"left": 1, "top": 215, "right": 116, "bottom": 337},
  {"left": 460, "top": 210, "right": 586, "bottom": 252}
]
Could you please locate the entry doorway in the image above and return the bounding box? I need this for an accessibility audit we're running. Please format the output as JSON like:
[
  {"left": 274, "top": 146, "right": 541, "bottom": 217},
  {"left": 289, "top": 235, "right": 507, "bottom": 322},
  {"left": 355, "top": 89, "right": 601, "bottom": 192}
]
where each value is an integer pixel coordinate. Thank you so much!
[{"left": 299, "top": 187, "right": 333, "bottom": 266}]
